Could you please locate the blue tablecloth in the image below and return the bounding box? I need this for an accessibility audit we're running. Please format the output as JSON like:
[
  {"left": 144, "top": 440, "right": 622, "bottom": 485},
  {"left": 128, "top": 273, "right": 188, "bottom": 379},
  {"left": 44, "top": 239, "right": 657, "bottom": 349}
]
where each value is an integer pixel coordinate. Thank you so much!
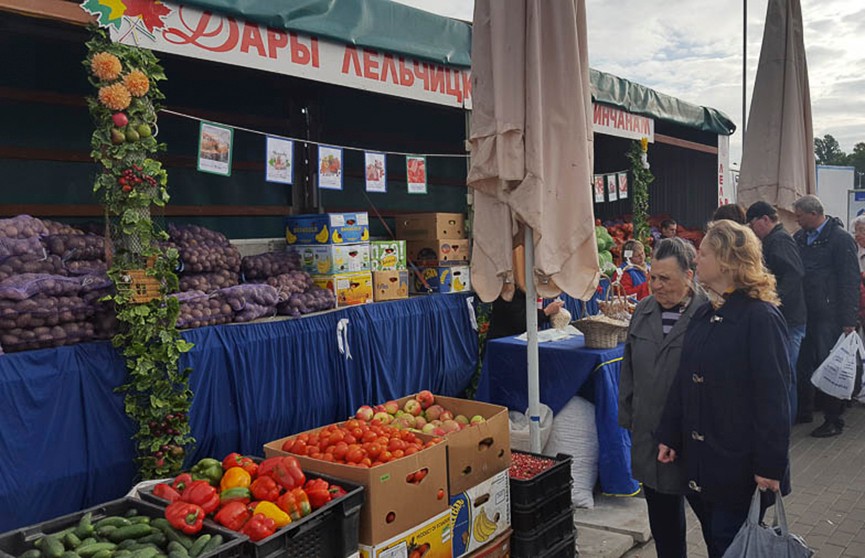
[
  {"left": 476, "top": 334, "right": 638, "bottom": 496},
  {"left": 0, "top": 293, "right": 478, "bottom": 532}
]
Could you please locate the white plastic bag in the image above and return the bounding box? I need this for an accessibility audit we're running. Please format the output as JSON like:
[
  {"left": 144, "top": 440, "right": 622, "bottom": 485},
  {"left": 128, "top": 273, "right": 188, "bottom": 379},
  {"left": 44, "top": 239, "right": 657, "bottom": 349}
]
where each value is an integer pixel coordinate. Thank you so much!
[
  {"left": 811, "top": 333, "right": 865, "bottom": 400},
  {"left": 509, "top": 404, "right": 554, "bottom": 452},
  {"left": 544, "top": 396, "right": 598, "bottom": 509}
]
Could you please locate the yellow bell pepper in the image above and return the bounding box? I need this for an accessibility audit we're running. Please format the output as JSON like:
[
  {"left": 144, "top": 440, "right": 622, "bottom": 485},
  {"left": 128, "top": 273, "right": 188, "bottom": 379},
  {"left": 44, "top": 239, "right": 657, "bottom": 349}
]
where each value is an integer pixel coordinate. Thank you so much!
[
  {"left": 220, "top": 466, "right": 252, "bottom": 492},
  {"left": 254, "top": 500, "right": 291, "bottom": 528}
]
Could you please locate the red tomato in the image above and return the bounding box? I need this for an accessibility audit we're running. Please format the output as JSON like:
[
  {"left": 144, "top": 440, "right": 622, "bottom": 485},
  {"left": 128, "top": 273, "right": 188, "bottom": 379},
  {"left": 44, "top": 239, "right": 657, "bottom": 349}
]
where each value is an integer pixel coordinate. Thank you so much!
[
  {"left": 414, "top": 469, "right": 428, "bottom": 482},
  {"left": 379, "top": 451, "right": 393, "bottom": 463},
  {"left": 404, "top": 446, "right": 419, "bottom": 456},
  {"left": 310, "top": 452, "right": 322, "bottom": 459},
  {"left": 344, "top": 434, "right": 357, "bottom": 445},
  {"left": 351, "top": 427, "right": 364, "bottom": 439},
  {"left": 291, "top": 441, "right": 307, "bottom": 456},
  {"left": 362, "top": 431, "right": 377, "bottom": 443},
  {"left": 345, "top": 419, "right": 361, "bottom": 430},
  {"left": 392, "top": 449, "right": 405, "bottom": 459},
  {"left": 400, "top": 431, "right": 416, "bottom": 442},
  {"left": 297, "top": 433, "right": 310, "bottom": 444},
  {"left": 388, "top": 439, "right": 406, "bottom": 452},
  {"left": 346, "top": 448, "right": 364, "bottom": 464},
  {"left": 332, "top": 442, "right": 349, "bottom": 460},
  {"left": 376, "top": 437, "right": 389, "bottom": 447},
  {"left": 361, "top": 457, "right": 372, "bottom": 467},
  {"left": 366, "top": 443, "right": 382, "bottom": 459},
  {"left": 281, "top": 439, "right": 295, "bottom": 453},
  {"left": 306, "top": 446, "right": 318, "bottom": 457}
]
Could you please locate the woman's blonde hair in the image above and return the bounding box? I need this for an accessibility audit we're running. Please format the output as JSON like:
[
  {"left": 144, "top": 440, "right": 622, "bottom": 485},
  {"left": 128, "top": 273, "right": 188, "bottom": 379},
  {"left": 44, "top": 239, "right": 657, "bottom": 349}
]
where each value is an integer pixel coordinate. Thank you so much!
[{"left": 703, "top": 220, "right": 780, "bottom": 305}]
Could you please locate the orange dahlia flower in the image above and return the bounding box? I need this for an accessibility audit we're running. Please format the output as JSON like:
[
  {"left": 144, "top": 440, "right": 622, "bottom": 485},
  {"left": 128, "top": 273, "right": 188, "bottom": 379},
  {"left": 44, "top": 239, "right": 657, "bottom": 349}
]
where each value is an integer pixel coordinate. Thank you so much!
[
  {"left": 91, "top": 52, "right": 122, "bottom": 81},
  {"left": 123, "top": 70, "right": 150, "bottom": 97},
  {"left": 98, "top": 83, "right": 132, "bottom": 111}
]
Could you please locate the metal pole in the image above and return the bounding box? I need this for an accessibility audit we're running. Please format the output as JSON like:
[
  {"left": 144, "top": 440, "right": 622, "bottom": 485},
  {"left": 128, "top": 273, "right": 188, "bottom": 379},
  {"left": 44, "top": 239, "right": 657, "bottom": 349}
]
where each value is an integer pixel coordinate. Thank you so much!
[
  {"left": 524, "top": 226, "right": 542, "bottom": 453},
  {"left": 743, "top": 0, "right": 748, "bottom": 134}
]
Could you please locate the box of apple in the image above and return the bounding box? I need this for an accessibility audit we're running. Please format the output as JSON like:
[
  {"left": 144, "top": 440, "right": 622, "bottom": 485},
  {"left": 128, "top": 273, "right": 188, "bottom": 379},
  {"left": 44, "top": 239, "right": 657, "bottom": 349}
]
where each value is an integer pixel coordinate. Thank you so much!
[{"left": 354, "top": 390, "right": 486, "bottom": 436}]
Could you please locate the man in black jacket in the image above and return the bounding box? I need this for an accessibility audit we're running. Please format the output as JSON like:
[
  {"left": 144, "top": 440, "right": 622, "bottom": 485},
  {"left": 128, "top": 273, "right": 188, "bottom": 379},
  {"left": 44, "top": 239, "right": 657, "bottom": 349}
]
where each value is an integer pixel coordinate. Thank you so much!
[
  {"left": 793, "top": 195, "right": 860, "bottom": 437},
  {"left": 747, "top": 201, "right": 806, "bottom": 421}
]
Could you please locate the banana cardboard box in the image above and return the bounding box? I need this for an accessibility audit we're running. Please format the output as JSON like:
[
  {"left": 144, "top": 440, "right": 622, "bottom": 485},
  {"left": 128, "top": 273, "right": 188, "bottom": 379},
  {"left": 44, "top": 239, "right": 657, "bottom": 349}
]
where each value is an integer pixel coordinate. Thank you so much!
[
  {"left": 359, "top": 510, "right": 453, "bottom": 558},
  {"left": 312, "top": 271, "right": 373, "bottom": 306},
  {"left": 373, "top": 270, "right": 409, "bottom": 302},
  {"left": 293, "top": 243, "right": 371, "bottom": 274},
  {"left": 285, "top": 212, "right": 369, "bottom": 245},
  {"left": 371, "top": 240, "right": 407, "bottom": 271},
  {"left": 449, "top": 470, "right": 511, "bottom": 558},
  {"left": 407, "top": 239, "right": 470, "bottom": 263},
  {"left": 411, "top": 265, "right": 471, "bottom": 295}
]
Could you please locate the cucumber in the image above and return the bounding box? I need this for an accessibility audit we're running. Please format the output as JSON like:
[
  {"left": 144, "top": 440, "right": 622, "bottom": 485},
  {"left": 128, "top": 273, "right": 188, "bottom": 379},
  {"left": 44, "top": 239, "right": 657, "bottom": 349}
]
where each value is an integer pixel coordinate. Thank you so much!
[
  {"left": 64, "top": 532, "right": 82, "bottom": 549},
  {"left": 17, "top": 550, "right": 41, "bottom": 558},
  {"left": 75, "top": 542, "right": 117, "bottom": 557},
  {"left": 137, "top": 531, "right": 167, "bottom": 546},
  {"left": 75, "top": 513, "right": 95, "bottom": 539},
  {"left": 200, "top": 534, "right": 222, "bottom": 555},
  {"left": 187, "top": 535, "right": 210, "bottom": 558},
  {"left": 129, "top": 516, "right": 151, "bottom": 525},
  {"left": 95, "top": 525, "right": 118, "bottom": 538},
  {"left": 130, "top": 547, "right": 160, "bottom": 558},
  {"left": 92, "top": 551, "right": 112, "bottom": 558},
  {"left": 118, "top": 539, "right": 140, "bottom": 550},
  {"left": 166, "top": 542, "right": 188, "bottom": 557},
  {"left": 168, "top": 552, "right": 188, "bottom": 558},
  {"left": 108, "top": 524, "right": 153, "bottom": 543},
  {"left": 114, "top": 552, "right": 134, "bottom": 558},
  {"left": 40, "top": 536, "right": 65, "bottom": 558},
  {"left": 161, "top": 528, "right": 193, "bottom": 550},
  {"left": 79, "top": 537, "right": 97, "bottom": 546},
  {"left": 125, "top": 508, "right": 140, "bottom": 518},
  {"left": 94, "top": 516, "right": 132, "bottom": 529},
  {"left": 60, "top": 552, "right": 78, "bottom": 558}
]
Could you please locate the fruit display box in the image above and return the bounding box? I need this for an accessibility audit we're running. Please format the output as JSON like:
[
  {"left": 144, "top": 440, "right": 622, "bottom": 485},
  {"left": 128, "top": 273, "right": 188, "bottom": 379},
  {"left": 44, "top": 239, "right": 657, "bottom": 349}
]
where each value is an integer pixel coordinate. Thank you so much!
[
  {"left": 370, "top": 240, "right": 407, "bottom": 271},
  {"left": 359, "top": 510, "right": 453, "bottom": 558},
  {"left": 312, "top": 271, "right": 373, "bottom": 307},
  {"left": 509, "top": 451, "right": 573, "bottom": 509},
  {"left": 373, "top": 270, "right": 409, "bottom": 302},
  {"left": 450, "top": 470, "right": 511, "bottom": 557},
  {"left": 264, "top": 428, "right": 449, "bottom": 546},
  {"left": 407, "top": 239, "right": 470, "bottom": 264},
  {"left": 465, "top": 528, "right": 512, "bottom": 558},
  {"left": 292, "top": 243, "right": 371, "bottom": 275},
  {"left": 285, "top": 212, "right": 369, "bottom": 245},
  {"left": 411, "top": 265, "right": 471, "bottom": 295},
  {"left": 396, "top": 213, "right": 466, "bottom": 240}
]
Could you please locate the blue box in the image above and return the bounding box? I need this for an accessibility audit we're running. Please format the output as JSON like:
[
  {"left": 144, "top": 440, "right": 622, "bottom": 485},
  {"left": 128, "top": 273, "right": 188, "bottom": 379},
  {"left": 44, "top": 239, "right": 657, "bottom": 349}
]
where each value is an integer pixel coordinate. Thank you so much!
[
  {"left": 411, "top": 265, "right": 471, "bottom": 294},
  {"left": 285, "top": 212, "right": 369, "bottom": 245}
]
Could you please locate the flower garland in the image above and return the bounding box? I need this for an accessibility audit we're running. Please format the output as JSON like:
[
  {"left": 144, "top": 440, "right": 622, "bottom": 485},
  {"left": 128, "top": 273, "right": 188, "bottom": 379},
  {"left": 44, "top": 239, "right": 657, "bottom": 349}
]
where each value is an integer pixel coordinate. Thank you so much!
[
  {"left": 627, "top": 138, "right": 654, "bottom": 247},
  {"left": 84, "top": 28, "right": 194, "bottom": 479}
]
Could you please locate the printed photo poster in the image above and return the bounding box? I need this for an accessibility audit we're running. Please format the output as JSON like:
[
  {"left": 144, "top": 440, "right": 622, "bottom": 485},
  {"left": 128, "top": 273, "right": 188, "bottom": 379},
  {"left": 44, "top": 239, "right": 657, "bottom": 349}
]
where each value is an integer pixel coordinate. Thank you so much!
[
  {"left": 364, "top": 151, "right": 387, "bottom": 193},
  {"left": 318, "top": 145, "right": 343, "bottom": 190},
  {"left": 407, "top": 156, "right": 427, "bottom": 194},
  {"left": 265, "top": 136, "right": 293, "bottom": 184},
  {"left": 607, "top": 174, "right": 618, "bottom": 202},
  {"left": 197, "top": 122, "right": 233, "bottom": 176},
  {"left": 593, "top": 175, "right": 605, "bottom": 203},
  {"left": 617, "top": 172, "right": 629, "bottom": 199}
]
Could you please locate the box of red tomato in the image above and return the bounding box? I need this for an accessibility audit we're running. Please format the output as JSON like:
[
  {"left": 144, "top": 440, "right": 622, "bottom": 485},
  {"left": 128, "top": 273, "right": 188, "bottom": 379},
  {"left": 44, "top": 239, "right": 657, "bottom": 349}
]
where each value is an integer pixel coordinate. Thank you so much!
[{"left": 264, "top": 419, "right": 449, "bottom": 546}]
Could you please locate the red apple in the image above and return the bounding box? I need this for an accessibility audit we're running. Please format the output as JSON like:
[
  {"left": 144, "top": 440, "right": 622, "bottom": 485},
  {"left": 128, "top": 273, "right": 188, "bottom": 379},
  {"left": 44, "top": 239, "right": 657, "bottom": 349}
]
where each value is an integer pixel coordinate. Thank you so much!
[
  {"left": 432, "top": 427, "right": 447, "bottom": 437},
  {"left": 470, "top": 415, "right": 486, "bottom": 425},
  {"left": 403, "top": 399, "right": 422, "bottom": 417},
  {"left": 355, "top": 405, "right": 374, "bottom": 422},
  {"left": 415, "top": 390, "right": 435, "bottom": 410},
  {"left": 373, "top": 411, "right": 393, "bottom": 424},
  {"left": 421, "top": 423, "right": 436, "bottom": 434},
  {"left": 442, "top": 419, "right": 461, "bottom": 433},
  {"left": 384, "top": 400, "right": 400, "bottom": 415},
  {"left": 454, "top": 415, "right": 469, "bottom": 426},
  {"left": 425, "top": 404, "right": 444, "bottom": 421},
  {"left": 374, "top": 404, "right": 386, "bottom": 413},
  {"left": 112, "top": 112, "right": 129, "bottom": 128},
  {"left": 439, "top": 410, "right": 454, "bottom": 422},
  {"left": 414, "top": 416, "right": 428, "bottom": 430}
]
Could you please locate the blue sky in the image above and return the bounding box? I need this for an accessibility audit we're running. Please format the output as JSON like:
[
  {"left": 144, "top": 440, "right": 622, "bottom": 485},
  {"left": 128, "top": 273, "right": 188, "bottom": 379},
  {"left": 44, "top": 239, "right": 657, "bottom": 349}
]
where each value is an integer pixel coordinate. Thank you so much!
[{"left": 393, "top": 0, "right": 865, "bottom": 166}]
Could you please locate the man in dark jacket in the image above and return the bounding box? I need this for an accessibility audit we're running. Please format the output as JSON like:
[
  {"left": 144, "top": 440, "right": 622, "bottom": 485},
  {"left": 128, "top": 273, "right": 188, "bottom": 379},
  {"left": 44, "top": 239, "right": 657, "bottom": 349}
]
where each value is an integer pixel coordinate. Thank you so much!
[
  {"left": 747, "top": 201, "right": 806, "bottom": 420},
  {"left": 793, "top": 195, "right": 860, "bottom": 437}
]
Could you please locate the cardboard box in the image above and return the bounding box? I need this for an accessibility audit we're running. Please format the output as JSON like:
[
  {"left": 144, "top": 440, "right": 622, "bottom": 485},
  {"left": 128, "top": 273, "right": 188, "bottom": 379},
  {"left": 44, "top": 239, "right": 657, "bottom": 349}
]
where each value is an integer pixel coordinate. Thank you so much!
[
  {"left": 407, "top": 239, "right": 470, "bottom": 263},
  {"left": 371, "top": 240, "right": 407, "bottom": 271},
  {"left": 359, "top": 510, "right": 453, "bottom": 558},
  {"left": 395, "top": 395, "right": 510, "bottom": 495},
  {"left": 411, "top": 266, "right": 471, "bottom": 295},
  {"left": 292, "top": 243, "right": 371, "bottom": 274},
  {"left": 373, "top": 270, "right": 409, "bottom": 302},
  {"left": 450, "top": 471, "right": 511, "bottom": 557},
  {"left": 465, "top": 529, "right": 512, "bottom": 558},
  {"left": 264, "top": 430, "right": 449, "bottom": 545},
  {"left": 312, "top": 272, "right": 373, "bottom": 306},
  {"left": 285, "top": 212, "right": 369, "bottom": 245},
  {"left": 396, "top": 213, "right": 466, "bottom": 240}
]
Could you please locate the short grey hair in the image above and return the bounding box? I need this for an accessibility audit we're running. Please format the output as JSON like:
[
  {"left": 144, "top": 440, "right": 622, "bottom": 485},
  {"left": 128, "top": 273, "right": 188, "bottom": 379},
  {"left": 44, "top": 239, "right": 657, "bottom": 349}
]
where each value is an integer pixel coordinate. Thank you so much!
[
  {"left": 653, "top": 237, "right": 697, "bottom": 274},
  {"left": 852, "top": 214, "right": 865, "bottom": 232},
  {"left": 793, "top": 195, "right": 824, "bottom": 215}
]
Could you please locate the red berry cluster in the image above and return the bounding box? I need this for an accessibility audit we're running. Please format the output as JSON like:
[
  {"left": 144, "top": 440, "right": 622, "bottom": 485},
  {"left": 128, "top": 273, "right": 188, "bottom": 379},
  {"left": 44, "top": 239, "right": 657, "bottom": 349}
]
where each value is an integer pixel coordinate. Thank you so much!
[
  {"left": 119, "top": 164, "right": 157, "bottom": 193},
  {"left": 510, "top": 452, "right": 556, "bottom": 480}
]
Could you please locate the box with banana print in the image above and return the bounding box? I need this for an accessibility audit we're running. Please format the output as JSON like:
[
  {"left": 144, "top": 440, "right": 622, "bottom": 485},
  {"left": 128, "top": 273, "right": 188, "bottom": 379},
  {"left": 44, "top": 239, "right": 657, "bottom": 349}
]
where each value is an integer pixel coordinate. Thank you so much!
[
  {"left": 292, "top": 243, "right": 371, "bottom": 275},
  {"left": 449, "top": 470, "right": 511, "bottom": 557},
  {"left": 285, "top": 212, "right": 369, "bottom": 245}
]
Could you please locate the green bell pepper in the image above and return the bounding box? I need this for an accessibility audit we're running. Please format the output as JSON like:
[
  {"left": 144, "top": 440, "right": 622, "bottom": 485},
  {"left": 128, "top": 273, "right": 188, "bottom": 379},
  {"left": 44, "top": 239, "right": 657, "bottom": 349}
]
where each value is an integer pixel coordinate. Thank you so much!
[{"left": 190, "top": 458, "right": 223, "bottom": 487}]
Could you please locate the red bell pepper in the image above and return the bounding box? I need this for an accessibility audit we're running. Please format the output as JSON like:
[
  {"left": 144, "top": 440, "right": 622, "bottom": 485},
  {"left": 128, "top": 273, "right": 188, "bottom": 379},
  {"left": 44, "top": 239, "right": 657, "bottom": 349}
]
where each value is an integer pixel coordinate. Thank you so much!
[
  {"left": 214, "top": 500, "right": 251, "bottom": 531},
  {"left": 172, "top": 473, "right": 193, "bottom": 494},
  {"left": 165, "top": 501, "right": 205, "bottom": 535},
  {"left": 250, "top": 476, "right": 281, "bottom": 502},
  {"left": 181, "top": 480, "right": 220, "bottom": 514},
  {"left": 260, "top": 456, "right": 306, "bottom": 490},
  {"left": 328, "top": 484, "right": 347, "bottom": 500},
  {"left": 222, "top": 453, "right": 259, "bottom": 478},
  {"left": 277, "top": 488, "right": 311, "bottom": 521},
  {"left": 241, "top": 513, "right": 277, "bottom": 542},
  {"left": 153, "top": 482, "right": 181, "bottom": 503},
  {"left": 304, "top": 478, "right": 332, "bottom": 510}
]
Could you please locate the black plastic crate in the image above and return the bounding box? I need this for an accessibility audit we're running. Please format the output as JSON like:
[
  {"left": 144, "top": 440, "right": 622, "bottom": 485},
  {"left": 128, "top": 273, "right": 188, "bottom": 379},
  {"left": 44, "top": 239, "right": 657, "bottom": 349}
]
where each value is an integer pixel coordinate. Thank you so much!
[
  {"left": 509, "top": 450, "right": 573, "bottom": 509},
  {"left": 140, "top": 472, "right": 364, "bottom": 558},
  {"left": 539, "top": 531, "right": 577, "bottom": 558},
  {"left": 510, "top": 484, "right": 573, "bottom": 532},
  {"left": 511, "top": 507, "right": 575, "bottom": 558},
  {"left": 0, "top": 497, "right": 246, "bottom": 558}
]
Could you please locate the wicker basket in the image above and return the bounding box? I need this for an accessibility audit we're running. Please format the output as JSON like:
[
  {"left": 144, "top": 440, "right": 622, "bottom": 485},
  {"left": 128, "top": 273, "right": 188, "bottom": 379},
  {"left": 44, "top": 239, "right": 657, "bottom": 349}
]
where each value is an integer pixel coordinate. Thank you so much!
[
  {"left": 573, "top": 315, "right": 628, "bottom": 349},
  {"left": 118, "top": 256, "right": 161, "bottom": 304}
]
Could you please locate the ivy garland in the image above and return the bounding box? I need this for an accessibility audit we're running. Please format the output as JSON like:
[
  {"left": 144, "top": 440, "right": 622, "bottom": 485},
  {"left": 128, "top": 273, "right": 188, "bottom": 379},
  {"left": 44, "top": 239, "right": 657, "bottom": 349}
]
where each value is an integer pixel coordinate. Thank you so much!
[
  {"left": 84, "top": 28, "right": 194, "bottom": 479},
  {"left": 627, "top": 139, "right": 654, "bottom": 247}
]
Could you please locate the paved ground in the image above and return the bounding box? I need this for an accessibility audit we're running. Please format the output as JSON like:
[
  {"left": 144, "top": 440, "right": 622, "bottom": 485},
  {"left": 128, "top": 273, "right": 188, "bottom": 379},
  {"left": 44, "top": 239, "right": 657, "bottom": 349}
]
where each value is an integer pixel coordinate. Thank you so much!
[{"left": 623, "top": 404, "right": 865, "bottom": 557}]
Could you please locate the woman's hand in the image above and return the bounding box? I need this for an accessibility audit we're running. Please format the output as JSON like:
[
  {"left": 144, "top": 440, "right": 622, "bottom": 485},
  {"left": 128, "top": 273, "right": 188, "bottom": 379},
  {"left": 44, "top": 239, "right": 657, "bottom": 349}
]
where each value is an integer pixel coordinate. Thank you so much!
[
  {"left": 755, "top": 475, "right": 780, "bottom": 492},
  {"left": 657, "top": 444, "right": 677, "bottom": 463},
  {"left": 543, "top": 300, "right": 564, "bottom": 317}
]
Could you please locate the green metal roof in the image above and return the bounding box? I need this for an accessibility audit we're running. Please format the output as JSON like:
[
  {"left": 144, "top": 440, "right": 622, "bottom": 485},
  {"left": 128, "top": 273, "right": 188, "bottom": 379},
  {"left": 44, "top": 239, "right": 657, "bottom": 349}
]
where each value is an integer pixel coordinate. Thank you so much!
[{"left": 176, "top": 0, "right": 735, "bottom": 135}]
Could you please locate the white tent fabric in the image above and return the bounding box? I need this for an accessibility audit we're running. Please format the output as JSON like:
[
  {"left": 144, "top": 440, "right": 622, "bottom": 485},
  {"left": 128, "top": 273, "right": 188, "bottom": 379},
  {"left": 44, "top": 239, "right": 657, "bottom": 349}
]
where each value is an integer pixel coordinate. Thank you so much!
[
  {"left": 468, "top": 0, "right": 599, "bottom": 303},
  {"left": 738, "top": 0, "right": 816, "bottom": 213}
]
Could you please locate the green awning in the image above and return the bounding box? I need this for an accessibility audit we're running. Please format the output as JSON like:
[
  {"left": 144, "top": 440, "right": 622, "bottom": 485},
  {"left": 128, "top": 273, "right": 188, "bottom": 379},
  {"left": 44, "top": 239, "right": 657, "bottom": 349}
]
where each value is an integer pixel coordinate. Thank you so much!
[{"left": 176, "top": 0, "right": 735, "bottom": 135}]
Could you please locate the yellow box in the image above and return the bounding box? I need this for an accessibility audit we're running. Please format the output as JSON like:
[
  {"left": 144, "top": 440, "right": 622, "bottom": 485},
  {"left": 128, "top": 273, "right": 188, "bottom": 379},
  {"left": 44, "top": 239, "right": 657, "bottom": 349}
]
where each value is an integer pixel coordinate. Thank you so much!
[
  {"left": 373, "top": 270, "right": 409, "bottom": 302},
  {"left": 312, "top": 272, "right": 373, "bottom": 306},
  {"left": 359, "top": 510, "right": 453, "bottom": 558}
]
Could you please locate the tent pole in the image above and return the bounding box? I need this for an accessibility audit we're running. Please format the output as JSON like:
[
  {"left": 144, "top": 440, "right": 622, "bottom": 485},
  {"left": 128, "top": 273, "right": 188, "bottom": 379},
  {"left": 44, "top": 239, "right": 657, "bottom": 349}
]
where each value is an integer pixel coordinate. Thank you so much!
[
  {"left": 524, "top": 225, "right": 542, "bottom": 453},
  {"left": 743, "top": 0, "right": 747, "bottom": 133}
]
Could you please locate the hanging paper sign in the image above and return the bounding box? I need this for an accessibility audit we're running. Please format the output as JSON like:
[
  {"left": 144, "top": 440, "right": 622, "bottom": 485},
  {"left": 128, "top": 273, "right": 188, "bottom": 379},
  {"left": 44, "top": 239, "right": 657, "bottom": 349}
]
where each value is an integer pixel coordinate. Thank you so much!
[
  {"left": 407, "top": 156, "right": 427, "bottom": 194},
  {"left": 607, "top": 174, "right": 618, "bottom": 202},
  {"left": 617, "top": 172, "right": 629, "bottom": 199},
  {"left": 197, "top": 121, "right": 233, "bottom": 176},
  {"left": 593, "top": 175, "right": 605, "bottom": 203},
  {"left": 365, "top": 152, "right": 387, "bottom": 193},
  {"left": 318, "top": 145, "right": 343, "bottom": 190},
  {"left": 265, "top": 137, "right": 293, "bottom": 184}
]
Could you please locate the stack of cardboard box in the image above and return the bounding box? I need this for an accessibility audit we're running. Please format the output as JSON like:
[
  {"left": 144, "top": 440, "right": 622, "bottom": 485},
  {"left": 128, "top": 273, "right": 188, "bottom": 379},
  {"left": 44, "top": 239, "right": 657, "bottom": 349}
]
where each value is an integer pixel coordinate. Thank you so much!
[
  {"left": 397, "top": 213, "right": 472, "bottom": 295},
  {"left": 285, "top": 212, "right": 373, "bottom": 306}
]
